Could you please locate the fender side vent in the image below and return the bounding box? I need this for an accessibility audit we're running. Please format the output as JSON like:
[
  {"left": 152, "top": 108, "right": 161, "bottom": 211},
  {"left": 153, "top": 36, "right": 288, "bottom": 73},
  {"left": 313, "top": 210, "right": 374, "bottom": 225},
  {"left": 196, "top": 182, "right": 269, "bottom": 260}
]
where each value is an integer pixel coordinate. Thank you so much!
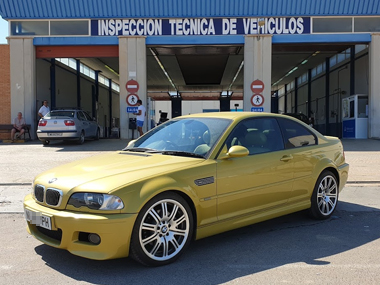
[{"left": 194, "top": 176, "right": 215, "bottom": 186}]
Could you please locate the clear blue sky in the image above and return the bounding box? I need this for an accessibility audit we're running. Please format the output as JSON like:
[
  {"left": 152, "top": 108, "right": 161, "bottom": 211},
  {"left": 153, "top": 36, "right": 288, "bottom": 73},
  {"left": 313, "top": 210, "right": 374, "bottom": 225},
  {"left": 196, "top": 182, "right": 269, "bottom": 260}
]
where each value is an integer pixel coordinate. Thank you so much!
[{"left": 0, "top": 16, "right": 8, "bottom": 44}]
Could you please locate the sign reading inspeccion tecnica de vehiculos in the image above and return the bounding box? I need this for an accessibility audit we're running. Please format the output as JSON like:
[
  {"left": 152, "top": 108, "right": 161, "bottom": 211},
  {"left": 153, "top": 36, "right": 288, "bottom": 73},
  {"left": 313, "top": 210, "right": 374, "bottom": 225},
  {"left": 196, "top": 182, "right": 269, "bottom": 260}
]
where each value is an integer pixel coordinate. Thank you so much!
[{"left": 92, "top": 17, "right": 310, "bottom": 36}]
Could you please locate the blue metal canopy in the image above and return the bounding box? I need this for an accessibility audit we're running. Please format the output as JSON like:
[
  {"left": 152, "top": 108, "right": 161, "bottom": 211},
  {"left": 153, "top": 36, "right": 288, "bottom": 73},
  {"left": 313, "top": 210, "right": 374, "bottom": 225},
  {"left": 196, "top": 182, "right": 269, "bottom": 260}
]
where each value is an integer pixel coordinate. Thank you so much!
[{"left": 0, "top": 0, "right": 379, "bottom": 19}]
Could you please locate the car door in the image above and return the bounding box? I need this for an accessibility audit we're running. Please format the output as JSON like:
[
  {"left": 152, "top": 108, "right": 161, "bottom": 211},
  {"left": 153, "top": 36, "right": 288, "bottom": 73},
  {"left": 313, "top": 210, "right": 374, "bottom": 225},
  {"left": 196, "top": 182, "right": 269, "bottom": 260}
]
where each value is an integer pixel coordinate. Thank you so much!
[
  {"left": 216, "top": 117, "right": 294, "bottom": 221},
  {"left": 277, "top": 118, "right": 318, "bottom": 204},
  {"left": 76, "top": 111, "right": 90, "bottom": 136},
  {"left": 83, "top": 111, "right": 98, "bottom": 137}
]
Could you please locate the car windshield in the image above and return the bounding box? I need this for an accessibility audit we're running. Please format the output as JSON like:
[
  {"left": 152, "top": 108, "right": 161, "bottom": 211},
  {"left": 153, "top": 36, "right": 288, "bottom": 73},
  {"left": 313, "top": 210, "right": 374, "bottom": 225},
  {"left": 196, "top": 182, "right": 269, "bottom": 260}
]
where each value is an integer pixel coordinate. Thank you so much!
[
  {"left": 124, "top": 117, "right": 232, "bottom": 158},
  {"left": 45, "top": 111, "right": 75, "bottom": 118}
]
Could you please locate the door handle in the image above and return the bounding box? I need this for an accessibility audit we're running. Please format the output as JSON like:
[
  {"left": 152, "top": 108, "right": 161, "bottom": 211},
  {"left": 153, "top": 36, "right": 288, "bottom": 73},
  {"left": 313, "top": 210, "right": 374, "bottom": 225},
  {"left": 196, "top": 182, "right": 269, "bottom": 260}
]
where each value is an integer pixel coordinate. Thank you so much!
[{"left": 280, "top": 154, "right": 293, "bottom": 162}]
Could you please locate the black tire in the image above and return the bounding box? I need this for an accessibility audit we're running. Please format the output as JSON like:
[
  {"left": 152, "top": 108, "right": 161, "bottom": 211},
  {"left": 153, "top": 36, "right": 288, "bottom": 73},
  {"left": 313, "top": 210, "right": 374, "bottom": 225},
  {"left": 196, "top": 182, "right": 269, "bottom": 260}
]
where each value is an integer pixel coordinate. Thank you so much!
[
  {"left": 77, "top": 131, "right": 85, "bottom": 145},
  {"left": 42, "top": 140, "right": 50, "bottom": 145},
  {"left": 309, "top": 170, "right": 339, "bottom": 220},
  {"left": 130, "top": 192, "right": 194, "bottom": 266},
  {"left": 95, "top": 128, "right": 100, "bottom": 140}
]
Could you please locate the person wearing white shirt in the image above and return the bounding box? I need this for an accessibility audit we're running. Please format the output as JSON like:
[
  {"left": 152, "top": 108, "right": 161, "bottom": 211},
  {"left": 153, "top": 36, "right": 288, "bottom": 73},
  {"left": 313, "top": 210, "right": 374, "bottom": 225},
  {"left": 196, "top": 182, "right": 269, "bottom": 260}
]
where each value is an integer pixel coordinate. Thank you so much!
[
  {"left": 11, "top": 112, "right": 26, "bottom": 142},
  {"left": 38, "top": 100, "right": 50, "bottom": 118},
  {"left": 134, "top": 100, "right": 146, "bottom": 136}
]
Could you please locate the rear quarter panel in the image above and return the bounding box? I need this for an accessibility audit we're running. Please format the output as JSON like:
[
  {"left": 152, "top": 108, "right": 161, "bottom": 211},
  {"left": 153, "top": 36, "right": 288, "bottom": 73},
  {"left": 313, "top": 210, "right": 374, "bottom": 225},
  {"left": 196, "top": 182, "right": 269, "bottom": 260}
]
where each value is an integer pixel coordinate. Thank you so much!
[{"left": 290, "top": 136, "right": 348, "bottom": 205}]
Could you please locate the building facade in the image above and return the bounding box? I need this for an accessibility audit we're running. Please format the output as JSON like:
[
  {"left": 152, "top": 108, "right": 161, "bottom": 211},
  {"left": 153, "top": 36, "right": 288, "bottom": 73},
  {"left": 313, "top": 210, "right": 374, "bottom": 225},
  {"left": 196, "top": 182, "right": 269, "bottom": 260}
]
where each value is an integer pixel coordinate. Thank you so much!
[{"left": 0, "top": 0, "right": 379, "bottom": 139}]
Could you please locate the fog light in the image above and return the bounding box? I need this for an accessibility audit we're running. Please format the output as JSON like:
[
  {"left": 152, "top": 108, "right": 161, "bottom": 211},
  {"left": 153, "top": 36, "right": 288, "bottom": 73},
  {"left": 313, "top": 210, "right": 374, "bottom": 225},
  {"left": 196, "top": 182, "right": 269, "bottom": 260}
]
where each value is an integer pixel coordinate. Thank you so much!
[{"left": 88, "top": 233, "right": 101, "bottom": 245}]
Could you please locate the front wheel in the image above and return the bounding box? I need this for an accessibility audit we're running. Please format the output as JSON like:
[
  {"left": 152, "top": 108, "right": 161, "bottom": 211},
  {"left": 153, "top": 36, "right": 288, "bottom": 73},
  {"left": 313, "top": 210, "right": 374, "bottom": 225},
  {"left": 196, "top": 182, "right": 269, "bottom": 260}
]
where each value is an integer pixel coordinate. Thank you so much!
[
  {"left": 309, "top": 170, "right": 339, "bottom": 220},
  {"left": 130, "top": 192, "right": 194, "bottom": 266}
]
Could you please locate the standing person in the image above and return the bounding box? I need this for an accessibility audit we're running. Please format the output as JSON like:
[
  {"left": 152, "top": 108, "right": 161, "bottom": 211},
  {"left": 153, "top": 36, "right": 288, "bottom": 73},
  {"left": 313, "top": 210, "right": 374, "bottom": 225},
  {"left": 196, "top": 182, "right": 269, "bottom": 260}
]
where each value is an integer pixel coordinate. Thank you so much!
[
  {"left": 38, "top": 100, "right": 50, "bottom": 119},
  {"left": 11, "top": 112, "right": 26, "bottom": 142},
  {"left": 134, "top": 99, "right": 146, "bottom": 137}
]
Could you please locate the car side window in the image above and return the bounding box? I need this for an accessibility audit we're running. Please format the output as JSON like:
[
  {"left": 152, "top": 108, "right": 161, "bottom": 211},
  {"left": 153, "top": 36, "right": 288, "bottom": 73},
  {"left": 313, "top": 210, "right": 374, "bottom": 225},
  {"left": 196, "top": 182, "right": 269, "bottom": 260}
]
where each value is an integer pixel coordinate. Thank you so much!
[
  {"left": 226, "top": 118, "right": 284, "bottom": 155},
  {"left": 83, "top": 112, "right": 93, "bottom": 121},
  {"left": 278, "top": 118, "right": 317, "bottom": 148},
  {"left": 77, "top": 111, "right": 86, "bottom": 121}
]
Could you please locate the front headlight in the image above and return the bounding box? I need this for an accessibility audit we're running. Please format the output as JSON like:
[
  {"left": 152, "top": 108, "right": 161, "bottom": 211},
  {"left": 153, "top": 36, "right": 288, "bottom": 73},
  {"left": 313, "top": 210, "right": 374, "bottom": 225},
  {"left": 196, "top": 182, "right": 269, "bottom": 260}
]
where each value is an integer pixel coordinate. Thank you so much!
[{"left": 68, "top": 193, "right": 124, "bottom": 210}]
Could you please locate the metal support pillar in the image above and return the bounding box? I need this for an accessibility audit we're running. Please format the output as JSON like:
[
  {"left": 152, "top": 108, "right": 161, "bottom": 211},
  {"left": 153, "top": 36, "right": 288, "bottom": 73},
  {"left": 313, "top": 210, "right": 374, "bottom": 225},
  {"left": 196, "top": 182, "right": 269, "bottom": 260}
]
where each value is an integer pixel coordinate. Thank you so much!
[
  {"left": 244, "top": 35, "right": 272, "bottom": 112},
  {"left": 119, "top": 36, "right": 147, "bottom": 139},
  {"left": 76, "top": 59, "right": 81, "bottom": 108},
  {"left": 50, "top": 59, "right": 56, "bottom": 109},
  {"left": 294, "top": 77, "right": 298, "bottom": 113},
  {"left": 325, "top": 59, "right": 330, "bottom": 135}
]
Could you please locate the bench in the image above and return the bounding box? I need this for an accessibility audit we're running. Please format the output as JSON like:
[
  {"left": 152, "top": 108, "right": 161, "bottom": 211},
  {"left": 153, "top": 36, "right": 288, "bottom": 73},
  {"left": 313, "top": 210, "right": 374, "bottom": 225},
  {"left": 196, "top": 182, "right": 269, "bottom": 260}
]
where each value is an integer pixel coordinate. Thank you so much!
[{"left": 0, "top": 124, "right": 31, "bottom": 141}]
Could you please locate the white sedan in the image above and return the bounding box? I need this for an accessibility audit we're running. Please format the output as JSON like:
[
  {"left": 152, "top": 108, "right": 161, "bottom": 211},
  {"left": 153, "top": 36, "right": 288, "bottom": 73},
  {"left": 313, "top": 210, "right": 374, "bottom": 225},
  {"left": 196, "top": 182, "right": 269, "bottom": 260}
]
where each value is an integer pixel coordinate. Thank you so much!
[{"left": 37, "top": 109, "right": 100, "bottom": 145}]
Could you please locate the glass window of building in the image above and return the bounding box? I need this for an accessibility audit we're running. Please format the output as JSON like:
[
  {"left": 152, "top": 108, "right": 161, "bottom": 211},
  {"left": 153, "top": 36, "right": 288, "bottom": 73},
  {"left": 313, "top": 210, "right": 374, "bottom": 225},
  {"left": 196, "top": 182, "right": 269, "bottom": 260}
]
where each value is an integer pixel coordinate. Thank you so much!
[
  {"left": 313, "top": 18, "right": 352, "bottom": 33},
  {"left": 50, "top": 21, "right": 89, "bottom": 35},
  {"left": 354, "top": 17, "right": 380, "bottom": 32},
  {"left": 330, "top": 55, "right": 337, "bottom": 67},
  {"left": 11, "top": 21, "right": 49, "bottom": 36}
]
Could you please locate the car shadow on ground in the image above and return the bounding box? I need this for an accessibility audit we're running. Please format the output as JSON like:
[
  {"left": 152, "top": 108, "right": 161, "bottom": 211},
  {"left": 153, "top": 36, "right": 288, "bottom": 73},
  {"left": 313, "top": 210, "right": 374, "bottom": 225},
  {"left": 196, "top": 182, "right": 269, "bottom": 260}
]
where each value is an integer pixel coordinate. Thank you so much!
[
  {"left": 33, "top": 139, "right": 130, "bottom": 152},
  {"left": 34, "top": 201, "right": 380, "bottom": 285}
]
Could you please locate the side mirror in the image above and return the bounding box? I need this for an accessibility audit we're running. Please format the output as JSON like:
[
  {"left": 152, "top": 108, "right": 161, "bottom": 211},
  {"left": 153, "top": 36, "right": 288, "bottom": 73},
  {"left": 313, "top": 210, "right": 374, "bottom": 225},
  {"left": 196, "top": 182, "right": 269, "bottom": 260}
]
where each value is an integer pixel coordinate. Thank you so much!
[
  {"left": 219, "top": 145, "right": 249, "bottom": 159},
  {"left": 127, "top": 139, "right": 136, "bottom": 147}
]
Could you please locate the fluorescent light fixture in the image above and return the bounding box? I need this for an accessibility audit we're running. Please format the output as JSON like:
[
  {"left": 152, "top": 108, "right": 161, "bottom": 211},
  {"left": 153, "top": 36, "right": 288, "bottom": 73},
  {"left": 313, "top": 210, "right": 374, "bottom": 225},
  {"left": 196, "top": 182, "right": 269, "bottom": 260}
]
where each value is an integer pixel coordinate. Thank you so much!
[
  {"left": 228, "top": 60, "right": 244, "bottom": 91},
  {"left": 221, "top": 91, "right": 233, "bottom": 96},
  {"left": 150, "top": 48, "right": 177, "bottom": 92},
  {"left": 301, "top": 59, "right": 308, "bottom": 65},
  {"left": 168, "top": 91, "right": 178, "bottom": 96},
  {"left": 105, "top": 65, "right": 119, "bottom": 76}
]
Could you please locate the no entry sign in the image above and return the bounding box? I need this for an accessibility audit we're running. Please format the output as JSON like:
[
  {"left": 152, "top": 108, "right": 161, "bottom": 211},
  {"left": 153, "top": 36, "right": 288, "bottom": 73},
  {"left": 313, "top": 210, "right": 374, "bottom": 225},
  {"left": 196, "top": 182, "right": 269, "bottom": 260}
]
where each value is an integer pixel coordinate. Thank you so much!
[
  {"left": 126, "top": 79, "right": 139, "bottom": 93},
  {"left": 251, "top": 79, "right": 264, "bottom": 94}
]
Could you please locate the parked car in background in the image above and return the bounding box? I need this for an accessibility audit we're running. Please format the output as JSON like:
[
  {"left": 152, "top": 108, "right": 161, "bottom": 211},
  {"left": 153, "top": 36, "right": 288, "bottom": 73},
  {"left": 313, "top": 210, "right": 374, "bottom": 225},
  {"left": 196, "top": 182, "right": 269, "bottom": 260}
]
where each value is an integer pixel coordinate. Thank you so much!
[
  {"left": 37, "top": 109, "right": 100, "bottom": 145},
  {"left": 25, "top": 112, "right": 349, "bottom": 266},
  {"left": 284, "top": 112, "right": 311, "bottom": 125}
]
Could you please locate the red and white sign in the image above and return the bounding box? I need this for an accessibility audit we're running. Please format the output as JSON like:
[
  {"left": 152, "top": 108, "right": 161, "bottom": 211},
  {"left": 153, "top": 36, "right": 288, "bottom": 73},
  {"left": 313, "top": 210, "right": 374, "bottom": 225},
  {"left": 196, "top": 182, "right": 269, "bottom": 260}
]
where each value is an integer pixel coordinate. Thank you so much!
[
  {"left": 126, "top": 79, "right": 139, "bottom": 93},
  {"left": 251, "top": 79, "right": 265, "bottom": 94},
  {"left": 126, "top": 94, "right": 139, "bottom": 106},
  {"left": 251, "top": 94, "right": 264, "bottom": 107}
]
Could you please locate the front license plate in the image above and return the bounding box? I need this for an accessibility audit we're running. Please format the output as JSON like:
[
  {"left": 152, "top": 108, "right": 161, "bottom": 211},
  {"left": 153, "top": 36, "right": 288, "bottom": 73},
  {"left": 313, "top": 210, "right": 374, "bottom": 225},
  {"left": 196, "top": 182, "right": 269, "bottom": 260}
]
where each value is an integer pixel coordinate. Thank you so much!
[
  {"left": 24, "top": 209, "right": 52, "bottom": 230},
  {"left": 48, "top": 133, "right": 62, "bottom": 137}
]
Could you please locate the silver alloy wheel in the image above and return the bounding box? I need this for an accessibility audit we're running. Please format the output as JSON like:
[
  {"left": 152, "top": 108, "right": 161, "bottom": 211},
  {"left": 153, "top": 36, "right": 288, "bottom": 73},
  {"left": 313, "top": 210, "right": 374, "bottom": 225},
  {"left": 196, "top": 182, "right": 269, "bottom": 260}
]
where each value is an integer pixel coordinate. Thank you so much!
[
  {"left": 316, "top": 174, "right": 338, "bottom": 216},
  {"left": 138, "top": 198, "right": 190, "bottom": 261}
]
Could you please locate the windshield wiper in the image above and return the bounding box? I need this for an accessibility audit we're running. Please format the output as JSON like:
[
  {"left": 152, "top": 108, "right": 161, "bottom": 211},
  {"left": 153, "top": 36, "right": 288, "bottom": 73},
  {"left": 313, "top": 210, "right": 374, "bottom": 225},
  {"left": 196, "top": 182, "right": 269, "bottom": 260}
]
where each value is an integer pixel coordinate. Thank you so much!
[
  {"left": 122, "top": 147, "right": 156, "bottom": 152},
  {"left": 160, "top": 150, "right": 205, "bottom": 158}
]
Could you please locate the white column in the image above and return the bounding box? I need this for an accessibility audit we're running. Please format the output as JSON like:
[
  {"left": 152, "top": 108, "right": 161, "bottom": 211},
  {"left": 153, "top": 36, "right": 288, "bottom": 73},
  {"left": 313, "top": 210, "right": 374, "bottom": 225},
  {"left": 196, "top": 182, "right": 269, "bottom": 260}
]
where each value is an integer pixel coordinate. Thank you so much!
[
  {"left": 369, "top": 33, "right": 380, "bottom": 139},
  {"left": 119, "top": 36, "right": 147, "bottom": 139},
  {"left": 9, "top": 37, "right": 36, "bottom": 138},
  {"left": 243, "top": 35, "right": 272, "bottom": 112}
]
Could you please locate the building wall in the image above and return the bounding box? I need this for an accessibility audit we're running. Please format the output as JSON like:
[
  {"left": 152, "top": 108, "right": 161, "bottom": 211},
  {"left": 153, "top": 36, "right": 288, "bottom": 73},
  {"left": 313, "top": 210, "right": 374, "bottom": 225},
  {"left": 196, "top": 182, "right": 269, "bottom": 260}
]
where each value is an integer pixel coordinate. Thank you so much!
[{"left": 0, "top": 44, "right": 11, "bottom": 140}]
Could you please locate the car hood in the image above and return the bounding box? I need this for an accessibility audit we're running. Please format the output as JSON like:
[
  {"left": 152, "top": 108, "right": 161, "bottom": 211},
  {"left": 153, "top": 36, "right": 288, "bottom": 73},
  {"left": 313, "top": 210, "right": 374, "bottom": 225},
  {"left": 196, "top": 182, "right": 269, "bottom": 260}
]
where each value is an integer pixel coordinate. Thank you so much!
[{"left": 34, "top": 151, "right": 204, "bottom": 192}]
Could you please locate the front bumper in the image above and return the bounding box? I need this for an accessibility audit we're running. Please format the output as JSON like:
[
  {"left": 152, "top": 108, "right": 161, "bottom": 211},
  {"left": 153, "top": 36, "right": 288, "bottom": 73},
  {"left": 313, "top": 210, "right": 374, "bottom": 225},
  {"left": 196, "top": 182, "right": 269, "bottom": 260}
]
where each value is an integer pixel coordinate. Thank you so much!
[{"left": 24, "top": 194, "right": 138, "bottom": 260}]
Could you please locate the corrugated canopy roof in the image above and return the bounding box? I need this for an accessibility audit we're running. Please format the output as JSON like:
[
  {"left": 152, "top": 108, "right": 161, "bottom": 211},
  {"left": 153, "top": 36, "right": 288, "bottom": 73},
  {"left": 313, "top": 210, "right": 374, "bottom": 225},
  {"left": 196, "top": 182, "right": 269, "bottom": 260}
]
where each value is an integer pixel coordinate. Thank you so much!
[{"left": 0, "top": 0, "right": 379, "bottom": 19}]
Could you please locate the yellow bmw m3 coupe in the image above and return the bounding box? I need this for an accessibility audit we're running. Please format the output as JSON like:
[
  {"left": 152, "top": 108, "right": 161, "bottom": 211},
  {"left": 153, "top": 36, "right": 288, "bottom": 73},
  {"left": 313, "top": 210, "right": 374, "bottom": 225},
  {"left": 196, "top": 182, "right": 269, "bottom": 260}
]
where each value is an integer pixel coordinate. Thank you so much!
[{"left": 24, "top": 112, "right": 349, "bottom": 266}]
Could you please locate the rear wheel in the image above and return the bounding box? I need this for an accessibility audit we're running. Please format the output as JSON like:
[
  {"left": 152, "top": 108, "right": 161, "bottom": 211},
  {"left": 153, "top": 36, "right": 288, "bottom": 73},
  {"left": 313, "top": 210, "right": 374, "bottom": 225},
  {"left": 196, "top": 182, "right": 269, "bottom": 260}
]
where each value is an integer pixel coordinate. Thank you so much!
[
  {"left": 309, "top": 170, "right": 338, "bottom": 219},
  {"left": 77, "top": 131, "right": 85, "bottom": 145},
  {"left": 130, "top": 192, "right": 194, "bottom": 266}
]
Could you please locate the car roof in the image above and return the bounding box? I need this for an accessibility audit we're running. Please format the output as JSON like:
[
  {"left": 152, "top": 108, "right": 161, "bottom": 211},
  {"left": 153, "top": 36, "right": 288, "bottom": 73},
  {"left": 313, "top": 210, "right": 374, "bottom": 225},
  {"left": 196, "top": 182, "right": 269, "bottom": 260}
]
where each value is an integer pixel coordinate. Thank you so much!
[{"left": 178, "top": 112, "right": 291, "bottom": 121}]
